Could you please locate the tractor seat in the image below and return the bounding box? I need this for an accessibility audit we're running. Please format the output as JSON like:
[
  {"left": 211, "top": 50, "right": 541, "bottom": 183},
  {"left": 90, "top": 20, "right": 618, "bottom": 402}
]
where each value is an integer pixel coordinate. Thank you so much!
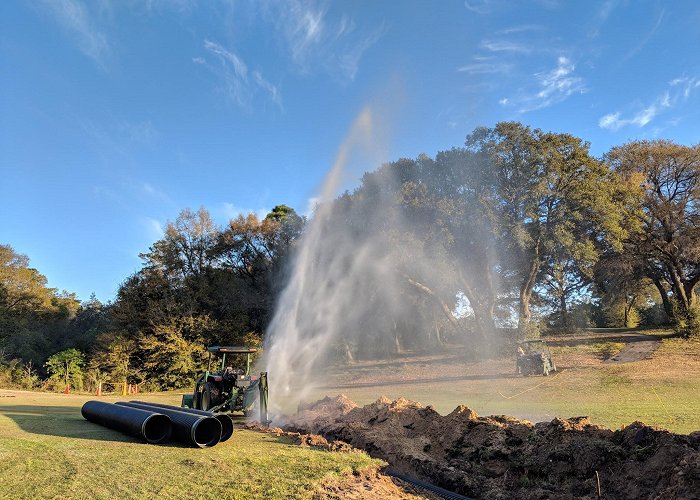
[{"left": 208, "top": 375, "right": 223, "bottom": 382}]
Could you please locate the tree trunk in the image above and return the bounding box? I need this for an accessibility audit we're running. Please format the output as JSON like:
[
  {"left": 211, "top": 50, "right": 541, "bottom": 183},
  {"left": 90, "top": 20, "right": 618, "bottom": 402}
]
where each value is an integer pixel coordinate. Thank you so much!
[
  {"left": 668, "top": 266, "right": 690, "bottom": 310},
  {"left": 435, "top": 321, "right": 444, "bottom": 347},
  {"left": 560, "top": 294, "right": 568, "bottom": 330},
  {"left": 653, "top": 278, "right": 673, "bottom": 320},
  {"left": 393, "top": 321, "right": 401, "bottom": 355},
  {"left": 518, "top": 241, "right": 541, "bottom": 337},
  {"left": 404, "top": 276, "right": 462, "bottom": 334},
  {"left": 460, "top": 286, "right": 493, "bottom": 342}
]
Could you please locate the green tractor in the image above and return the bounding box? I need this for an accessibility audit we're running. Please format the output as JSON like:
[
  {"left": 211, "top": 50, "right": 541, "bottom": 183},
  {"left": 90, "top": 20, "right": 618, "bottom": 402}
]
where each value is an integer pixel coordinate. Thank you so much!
[
  {"left": 181, "top": 346, "right": 269, "bottom": 424},
  {"left": 516, "top": 340, "right": 557, "bottom": 376}
]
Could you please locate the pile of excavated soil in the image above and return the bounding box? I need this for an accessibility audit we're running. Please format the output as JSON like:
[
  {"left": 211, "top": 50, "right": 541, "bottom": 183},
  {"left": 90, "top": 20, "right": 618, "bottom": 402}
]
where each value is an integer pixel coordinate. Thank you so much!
[
  {"left": 243, "top": 422, "right": 439, "bottom": 499},
  {"left": 281, "top": 395, "right": 700, "bottom": 499}
]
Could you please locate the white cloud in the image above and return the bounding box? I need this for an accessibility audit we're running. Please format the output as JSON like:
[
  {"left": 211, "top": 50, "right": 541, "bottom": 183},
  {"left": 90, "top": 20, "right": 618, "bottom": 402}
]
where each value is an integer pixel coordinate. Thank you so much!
[
  {"left": 625, "top": 9, "right": 665, "bottom": 60},
  {"left": 253, "top": 70, "right": 283, "bottom": 108},
  {"left": 265, "top": 0, "right": 383, "bottom": 81},
  {"left": 198, "top": 40, "right": 282, "bottom": 110},
  {"left": 500, "top": 56, "right": 585, "bottom": 113},
  {"left": 41, "top": 0, "right": 109, "bottom": 68},
  {"left": 599, "top": 77, "right": 699, "bottom": 131},
  {"left": 464, "top": 0, "right": 494, "bottom": 14},
  {"left": 458, "top": 61, "right": 512, "bottom": 75},
  {"left": 496, "top": 25, "right": 543, "bottom": 35},
  {"left": 479, "top": 39, "right": 532, "bottom": 54},
  {"left": 534, "top": 57, "right": 584, "bottom": 101},
  {"left": 670, "top": 77, "right": 700, "bottom": 98}
]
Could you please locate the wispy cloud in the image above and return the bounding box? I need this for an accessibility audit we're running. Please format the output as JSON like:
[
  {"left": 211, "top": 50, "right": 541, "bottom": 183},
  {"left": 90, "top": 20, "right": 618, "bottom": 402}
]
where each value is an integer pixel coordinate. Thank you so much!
[
  {"left": 222, "top": 202, "right": 270, "bottom": 221},
  {"left": 458, "top": 61, "right": 512, "bottom": 75},
  {"left": 197, "top": 40, "right": 282, "bottom": 110},
  {"left": 40, "top": 0, "right": 109, "bottom": 68},
  {"left": 144, "top": 0, "right": 197, "bottom": 14},
  {"left": 265, "top": 0, "right": 383, "bottom": 81},
  {"left": 496, "top": 25, "right": 543, "bottom": 35},
  {"left": 143, "top": 217, "right": 165, "bottom": 240},
  {"left": 464, "top": 0, "right": 494, "bottom": 14},
  {"left": 500, "top": 56, "right": 585, "bottom": 112},
  {"left": 599, "top": 77, "right": 700, "bottom": 131},
  {"left": 479, "top": 39, "right": 532, "bottom": 54},
  {"left": 624, "top": 9, "right": 665, "bottom": 60},
  {"left": 140, "top": 182, "right": 171, "bottom": 203}
]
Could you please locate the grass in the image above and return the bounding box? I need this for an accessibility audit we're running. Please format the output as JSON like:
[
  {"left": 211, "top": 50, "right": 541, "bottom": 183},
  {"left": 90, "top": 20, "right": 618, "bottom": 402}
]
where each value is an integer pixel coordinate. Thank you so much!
[
  {"left": 295, "top": 330, "right": 700, "bottom": 434},
  {"left": 0, "top": 392, "right": 380, "bottom": 499},
  {"left": 2, "top": 330, "right": 699, "bottom": 498}
]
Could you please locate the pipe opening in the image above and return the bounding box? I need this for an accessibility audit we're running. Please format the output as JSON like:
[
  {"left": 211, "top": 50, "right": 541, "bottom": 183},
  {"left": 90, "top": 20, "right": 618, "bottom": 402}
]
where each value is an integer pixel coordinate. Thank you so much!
[
  {"left": 215, "top": 415, "right": 234, "bottom": 442},
  {"left": 192, "top": 417, "right": 222, "bottom": 448},
  {"left": 142, "top": 414, "right": 172, "bottom": 444}
]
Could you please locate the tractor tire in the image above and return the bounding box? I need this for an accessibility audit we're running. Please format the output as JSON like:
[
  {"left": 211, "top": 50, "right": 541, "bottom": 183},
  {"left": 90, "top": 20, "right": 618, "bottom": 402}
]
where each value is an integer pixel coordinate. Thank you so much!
[
  {"left": 192, "top": 388, "right": 201, "bottom": 410},
  {"left": 200, "top": 383, "right": 213, "bottom": 411}
]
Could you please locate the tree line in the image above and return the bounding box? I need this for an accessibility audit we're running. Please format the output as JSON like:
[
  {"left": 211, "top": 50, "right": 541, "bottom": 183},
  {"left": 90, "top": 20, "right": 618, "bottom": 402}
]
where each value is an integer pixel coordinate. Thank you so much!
[{"left": 1, "top": 122, "right": 698, "bottom": 391}]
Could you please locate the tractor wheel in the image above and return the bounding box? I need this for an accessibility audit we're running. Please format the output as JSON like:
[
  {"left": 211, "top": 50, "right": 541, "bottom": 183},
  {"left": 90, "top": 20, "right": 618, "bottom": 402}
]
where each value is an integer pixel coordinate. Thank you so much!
[
  {"left": 200, "top": 383, "right": 213, "bottom": 411},
  {"left": 192, "top": 388, "right": 201, "bottom": 410}
]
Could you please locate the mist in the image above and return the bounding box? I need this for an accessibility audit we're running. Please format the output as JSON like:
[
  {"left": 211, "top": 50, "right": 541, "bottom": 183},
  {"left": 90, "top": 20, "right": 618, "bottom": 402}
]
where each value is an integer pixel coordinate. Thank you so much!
[{"left": 262, "top": 107, "right": 502, "bottom": 410}]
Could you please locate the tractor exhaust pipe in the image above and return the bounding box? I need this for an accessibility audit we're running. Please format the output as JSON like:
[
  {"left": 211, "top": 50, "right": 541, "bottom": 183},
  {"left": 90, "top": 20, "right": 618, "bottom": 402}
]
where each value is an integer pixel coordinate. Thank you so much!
[
  {"left": 116, "top": 401, "right": 221, "bottom": 448},
  {"left": 128, "top": 401, "right": 234, "bottom": 442},
  {"left": 81, "top": 400, "right": 171, "bottom": 444}
]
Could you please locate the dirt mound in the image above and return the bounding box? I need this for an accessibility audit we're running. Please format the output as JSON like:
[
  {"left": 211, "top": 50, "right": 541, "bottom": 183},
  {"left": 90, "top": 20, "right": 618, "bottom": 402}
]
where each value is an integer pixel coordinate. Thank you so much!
[
  {"left": 282, "top": 396, "right": 700, "bottom": 499},
  {"left": 312, "top": 466, "right": 441, "bottom": 499}
]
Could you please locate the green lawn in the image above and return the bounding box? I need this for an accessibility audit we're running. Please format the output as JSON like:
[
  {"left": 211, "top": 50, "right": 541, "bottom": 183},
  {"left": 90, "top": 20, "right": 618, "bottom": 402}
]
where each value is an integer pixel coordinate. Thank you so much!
[
  {"left": 0, "top": 392, "right": 380, "bottom": 499},
  {"left": 299, "top": 334, "right": 700, "bottom": 434},
  {"left": 2, "top": 332, "right": 698, "bottom": 499}
]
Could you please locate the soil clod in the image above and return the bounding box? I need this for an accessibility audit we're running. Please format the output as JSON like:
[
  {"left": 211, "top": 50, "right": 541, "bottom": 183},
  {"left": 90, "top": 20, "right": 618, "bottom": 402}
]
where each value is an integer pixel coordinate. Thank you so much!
[{"left": 281, "top": 395, "right": 700, "bottom": 499}]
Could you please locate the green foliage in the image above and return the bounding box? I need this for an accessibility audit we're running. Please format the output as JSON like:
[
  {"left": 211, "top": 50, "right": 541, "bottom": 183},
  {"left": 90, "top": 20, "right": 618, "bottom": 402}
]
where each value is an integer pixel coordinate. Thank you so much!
[
  {"left": 5, "top": 126, "right": 700, "bottom": 391},
  {"left": 602, "top": 301, "right": 641, "bottom": 328},
  {"left": 672, "top": 301, "right": 700, "bottom": 338},
  {"left": 607, "top": 140, "right": 700, "bottom": 324},
  {"left": 44, "top": 348, "right": 84, "bottom": 391}
]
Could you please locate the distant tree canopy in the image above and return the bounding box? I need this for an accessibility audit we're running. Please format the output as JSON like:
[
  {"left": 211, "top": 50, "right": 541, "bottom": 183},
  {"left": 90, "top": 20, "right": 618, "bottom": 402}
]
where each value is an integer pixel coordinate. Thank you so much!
[
  {"left": 1, "top": 124, "right": 698, "bottom": 391},
  {"left": 105, "top": 205, "right": 305, "bottom": 389}
]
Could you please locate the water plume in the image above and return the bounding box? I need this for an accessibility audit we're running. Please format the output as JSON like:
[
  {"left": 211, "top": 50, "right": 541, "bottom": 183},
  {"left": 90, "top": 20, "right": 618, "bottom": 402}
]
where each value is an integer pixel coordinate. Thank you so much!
[
  {"left": 262, "top": 105, "right": 499, "bottom": 414},
  {"left": 262, "top": 107, "right": 385, "bottom": 406}
]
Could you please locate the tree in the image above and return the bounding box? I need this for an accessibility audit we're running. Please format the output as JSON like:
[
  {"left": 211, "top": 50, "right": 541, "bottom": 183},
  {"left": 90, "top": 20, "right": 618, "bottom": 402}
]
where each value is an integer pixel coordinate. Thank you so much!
[
  {"left": 45, "top": 348, "right": 84, "bottom": 391},
  {"left": 608, "top": 140, "right": 700, "bottom": 335},
  {"left": 0, "top": 244, "right": 56, "bottom": 315},
  {"left": 466, "top": 123, "right": 625, "bottom": 336}
]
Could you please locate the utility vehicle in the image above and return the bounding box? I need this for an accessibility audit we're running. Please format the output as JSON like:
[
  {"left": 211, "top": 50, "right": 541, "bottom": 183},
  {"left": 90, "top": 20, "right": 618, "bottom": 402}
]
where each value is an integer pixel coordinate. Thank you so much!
[
  {"left": 516, "top": 340, "right": 557, "bottom": 376},
  {"left": 182, "top": 346, "right": 269, "bottom": 424}
]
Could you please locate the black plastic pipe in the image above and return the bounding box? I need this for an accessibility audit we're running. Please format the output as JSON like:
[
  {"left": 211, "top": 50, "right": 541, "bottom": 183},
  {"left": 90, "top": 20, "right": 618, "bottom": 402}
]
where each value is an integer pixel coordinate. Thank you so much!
[
  {"left": 81, "top": 400, "right": 171, "bottom": 444},
  {"left": 129, "top": 401, "right": 234, "bottom": 443},
  {"left": 385, "top": 470, "right": 473, "bottom": 500},
  {"left": 116, "top": 401, "right": 221, "bottom": 448}
]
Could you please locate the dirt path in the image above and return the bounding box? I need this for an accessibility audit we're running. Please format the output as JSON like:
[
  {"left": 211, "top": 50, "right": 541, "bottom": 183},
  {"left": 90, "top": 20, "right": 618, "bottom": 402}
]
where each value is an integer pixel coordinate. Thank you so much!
[{"left": 603, "top": 335, "right": 661, "bottom": 363}]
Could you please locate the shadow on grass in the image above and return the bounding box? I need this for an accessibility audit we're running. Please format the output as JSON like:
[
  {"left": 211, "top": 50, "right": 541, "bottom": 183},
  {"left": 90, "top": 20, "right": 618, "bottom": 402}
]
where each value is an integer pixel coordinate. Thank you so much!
[
  {"left": 546, "top": 334, "right": 655, "bottom": 347},
  {"left": 0, "top": 404, "right": 147, "bottom": 444},
  {"left": 322, "top": 372, "right": 515, "bottom": 390}
]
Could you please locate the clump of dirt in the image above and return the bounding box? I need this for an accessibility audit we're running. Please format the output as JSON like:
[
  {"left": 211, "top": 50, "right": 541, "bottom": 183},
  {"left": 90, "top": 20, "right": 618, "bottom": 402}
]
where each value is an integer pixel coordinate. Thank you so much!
[
  {"left": 242, "top": 421, "right": 358, "bottom": 453},
  {"left": 282, "top": 395, "right": 700, "bottom": 499},
  {"left": 242, "top": 419, "right": 438, "bottom": 499},
  {"left": 312, "top": 466, "right": 441, "bottom": 500}
]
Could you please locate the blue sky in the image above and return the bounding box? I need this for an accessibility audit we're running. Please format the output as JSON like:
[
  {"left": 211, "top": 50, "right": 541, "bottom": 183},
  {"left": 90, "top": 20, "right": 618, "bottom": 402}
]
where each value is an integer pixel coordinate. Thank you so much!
[{"left": 2, "top": 0, "right": 699, "bottom": 302}]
